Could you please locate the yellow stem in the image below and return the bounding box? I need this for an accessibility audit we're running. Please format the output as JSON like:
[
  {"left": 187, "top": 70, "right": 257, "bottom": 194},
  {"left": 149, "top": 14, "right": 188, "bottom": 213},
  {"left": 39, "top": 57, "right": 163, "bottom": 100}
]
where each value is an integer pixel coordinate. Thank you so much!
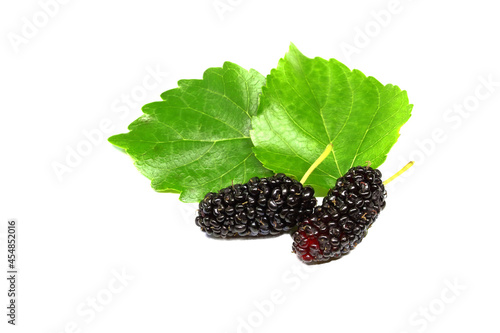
[
  {"left": 300, "top": 143, "right": 333, "bottom": 184},
  {"left": 383, "top": 161, "right": 415, "bottom": 185}
]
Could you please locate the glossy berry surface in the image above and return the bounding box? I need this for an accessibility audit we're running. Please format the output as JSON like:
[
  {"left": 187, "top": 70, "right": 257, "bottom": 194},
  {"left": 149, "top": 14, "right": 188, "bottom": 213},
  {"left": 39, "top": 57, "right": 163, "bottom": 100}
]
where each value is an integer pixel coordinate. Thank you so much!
[
  {"left": 196, "top": 174, "right": 317, "bottom": 238},
  {"left": 292, "top": 166, "right": 386, "bottom": 263}
]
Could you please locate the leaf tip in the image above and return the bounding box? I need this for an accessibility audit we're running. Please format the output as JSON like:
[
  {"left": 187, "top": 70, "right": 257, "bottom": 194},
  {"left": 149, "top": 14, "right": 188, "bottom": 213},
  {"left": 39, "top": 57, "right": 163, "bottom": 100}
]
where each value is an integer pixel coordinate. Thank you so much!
[
  {"left": 108, "top": 134, "right": 121, "bottom": 146},
  {"left": 286, "top": 42, "right": 306, "bottom": 59}
]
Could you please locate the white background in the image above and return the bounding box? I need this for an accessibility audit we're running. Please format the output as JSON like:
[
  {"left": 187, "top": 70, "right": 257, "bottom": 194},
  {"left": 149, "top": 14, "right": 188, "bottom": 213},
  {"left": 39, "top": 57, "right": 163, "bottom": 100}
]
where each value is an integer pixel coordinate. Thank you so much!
[{"left": 1, "top": 0, "right": 499, "bottom": 332}]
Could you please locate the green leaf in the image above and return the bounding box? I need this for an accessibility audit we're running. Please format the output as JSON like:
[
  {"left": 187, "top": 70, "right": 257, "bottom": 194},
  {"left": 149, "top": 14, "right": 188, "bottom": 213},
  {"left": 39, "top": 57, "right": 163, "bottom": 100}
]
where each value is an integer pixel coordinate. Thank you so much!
[
  {"left": 251, "top": 44, "right": 412, "bottom": 196},
  {"left": 109, "top": 62, "right": 273, "bottom": 202}
]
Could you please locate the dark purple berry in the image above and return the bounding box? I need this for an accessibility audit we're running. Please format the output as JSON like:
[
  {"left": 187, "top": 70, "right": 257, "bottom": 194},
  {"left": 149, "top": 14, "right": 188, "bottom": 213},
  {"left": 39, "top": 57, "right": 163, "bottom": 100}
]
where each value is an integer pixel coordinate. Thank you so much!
[
  {"left": 292, "top": 166, "right": 386, "bottom": 263},
  {"left": 196, "top": 174, "right": 317, "bottom": 238}
]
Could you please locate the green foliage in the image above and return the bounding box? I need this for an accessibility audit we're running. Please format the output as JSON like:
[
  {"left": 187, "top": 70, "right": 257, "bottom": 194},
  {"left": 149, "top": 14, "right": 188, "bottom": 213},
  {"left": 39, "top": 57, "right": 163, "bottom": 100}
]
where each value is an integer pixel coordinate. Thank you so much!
[
  {"left": 109, "top": 62, "right": 272, "bottom": 202},
  {"left": 251, "top": 44, "right": 412, "bottom": 196},
  {"left": 110, "top": 44, "right": 412, "bottom": 201}
]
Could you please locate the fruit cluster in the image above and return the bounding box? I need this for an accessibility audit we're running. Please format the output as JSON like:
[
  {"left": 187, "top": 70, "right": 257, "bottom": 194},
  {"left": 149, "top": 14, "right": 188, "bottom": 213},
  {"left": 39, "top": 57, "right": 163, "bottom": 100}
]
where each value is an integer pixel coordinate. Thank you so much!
[
  {"left": 196, "top": 165, "right": 389, "bottom": 263},
  {"left": 195, "top": 159, "right": 412, "bottom": 264}
]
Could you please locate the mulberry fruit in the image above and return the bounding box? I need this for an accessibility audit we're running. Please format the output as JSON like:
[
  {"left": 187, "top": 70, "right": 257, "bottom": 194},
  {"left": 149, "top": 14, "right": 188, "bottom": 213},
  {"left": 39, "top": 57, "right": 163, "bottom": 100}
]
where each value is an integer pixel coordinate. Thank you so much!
[
  {"left": 292, "top": 166, "right": 386, "bottom": 263},
  {"left": 196, "top": 174, "right": 317, "bottom": 238}
]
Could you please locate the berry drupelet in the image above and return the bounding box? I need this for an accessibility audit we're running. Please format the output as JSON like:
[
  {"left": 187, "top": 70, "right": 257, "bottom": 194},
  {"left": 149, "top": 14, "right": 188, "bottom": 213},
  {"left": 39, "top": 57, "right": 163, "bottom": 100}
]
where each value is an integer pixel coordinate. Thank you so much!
[
  {"left": 196, "top": 174, "right": 317, "bottom": 238},
  {"left": 292, "top": 166, "right": 386, "bottom": 263}
]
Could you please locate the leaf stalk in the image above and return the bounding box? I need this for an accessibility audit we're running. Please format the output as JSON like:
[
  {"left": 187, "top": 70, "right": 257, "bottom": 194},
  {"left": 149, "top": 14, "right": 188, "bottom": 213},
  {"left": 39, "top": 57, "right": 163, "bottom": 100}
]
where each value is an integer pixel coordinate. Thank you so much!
[
  {"left": 383, "top": 161, "right": 414, "bottom": 185},
  {"left": 300, "top": 143, "right": 334, "bottom": 184}
]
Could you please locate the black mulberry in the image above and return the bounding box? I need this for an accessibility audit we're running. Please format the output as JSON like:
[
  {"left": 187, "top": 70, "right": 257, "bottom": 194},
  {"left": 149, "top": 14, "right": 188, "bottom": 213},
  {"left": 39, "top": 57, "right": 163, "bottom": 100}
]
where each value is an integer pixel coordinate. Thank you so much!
[
  {"left": 196, "top": 174, "right": 317, "bottom": 238},
  {"left": 292, "top": 166, "right": 386, "bottom": 263}
]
